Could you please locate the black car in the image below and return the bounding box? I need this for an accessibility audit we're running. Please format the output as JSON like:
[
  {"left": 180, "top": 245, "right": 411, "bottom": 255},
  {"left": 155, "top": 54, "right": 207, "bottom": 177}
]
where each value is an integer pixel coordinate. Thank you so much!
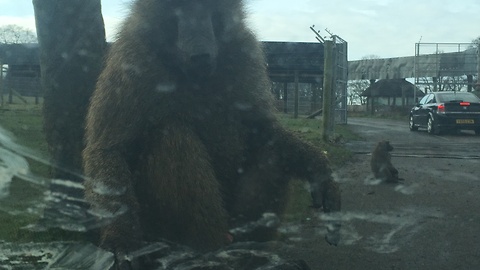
[{"left": 409, "top": 91, "right": 480, "bottom": 135}]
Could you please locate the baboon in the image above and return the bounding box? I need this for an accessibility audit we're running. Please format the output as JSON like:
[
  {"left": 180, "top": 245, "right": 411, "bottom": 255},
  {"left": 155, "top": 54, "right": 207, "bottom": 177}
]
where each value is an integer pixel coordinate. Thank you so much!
[
  {"left": 83, "top": 0, "right": 341, "bottom": 266},
  {"left": 371, "top": 140, "right": 402, "bottom": 183}
]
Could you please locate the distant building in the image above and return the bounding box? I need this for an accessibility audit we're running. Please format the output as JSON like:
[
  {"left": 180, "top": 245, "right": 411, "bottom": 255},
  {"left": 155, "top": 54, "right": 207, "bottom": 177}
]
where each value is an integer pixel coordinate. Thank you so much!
[
  {"left": 0, "top": 42, "right": 328, "bottom": 113},
  {"left": 1, "top": 42, "right": 349, "bottom": 119},
  {"left": 0, "top": 43, "right": 41, "bottom": 97},
  {"left": 361, "top": 79, "right": 425, "bottom": 113}
]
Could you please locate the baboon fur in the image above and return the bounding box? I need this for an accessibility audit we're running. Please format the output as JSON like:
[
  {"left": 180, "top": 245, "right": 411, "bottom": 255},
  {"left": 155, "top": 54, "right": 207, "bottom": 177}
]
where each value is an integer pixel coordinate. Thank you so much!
[
  {"left": 370, "top": 140, "right": 401, "bottom": 183},
  {"left": 83, "top": 0, "right": 341, "bottom": 258}
]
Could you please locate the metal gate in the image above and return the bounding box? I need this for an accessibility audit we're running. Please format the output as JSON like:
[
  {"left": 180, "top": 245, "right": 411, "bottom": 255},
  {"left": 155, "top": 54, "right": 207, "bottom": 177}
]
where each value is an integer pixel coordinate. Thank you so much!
[{"left": 333, "top": 35, "right": 348, "bottom": 124}]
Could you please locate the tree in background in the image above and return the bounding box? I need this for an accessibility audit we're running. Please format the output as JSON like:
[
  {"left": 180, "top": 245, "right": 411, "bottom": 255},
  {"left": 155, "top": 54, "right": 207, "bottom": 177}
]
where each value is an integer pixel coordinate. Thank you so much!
[
  {"left": 361, "top": 54, "right": 381, "bottom": 61},
  {"left": 32, "top": 0, "right": 106, "bottom": 183},
  {"left": 0, "top": 24, "right": 37, "bottom": 44},
  {"left": 347, "top": 55, "right": 380, "bottom": 105},
  {"left": 347, "top": 80, "right": 369, "bottom": 105},
  {"left": 472, "top": 36, "right": 480, "bottom": 45}
]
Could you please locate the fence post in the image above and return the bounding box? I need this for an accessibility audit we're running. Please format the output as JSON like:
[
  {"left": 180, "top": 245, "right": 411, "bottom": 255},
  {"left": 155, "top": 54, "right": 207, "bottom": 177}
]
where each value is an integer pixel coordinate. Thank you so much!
[
  {"left": 477, "top": 41, "right": 480, "bottom": 91},
  {"left": 322, "top": 40, "right": 334, "bottom": 141},
  {"left": 0, "top": 61, "right": 3, "bottom": 106},
  {"left": 294, "top": 70, "right": 299, "bottom": 118}
]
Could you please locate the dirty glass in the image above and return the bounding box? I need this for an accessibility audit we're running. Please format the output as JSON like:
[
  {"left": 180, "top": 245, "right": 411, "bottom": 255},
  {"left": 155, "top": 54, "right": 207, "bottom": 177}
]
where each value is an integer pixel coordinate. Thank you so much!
[{"left": 0, "top": 0, "right": 479, "bottom": 269}]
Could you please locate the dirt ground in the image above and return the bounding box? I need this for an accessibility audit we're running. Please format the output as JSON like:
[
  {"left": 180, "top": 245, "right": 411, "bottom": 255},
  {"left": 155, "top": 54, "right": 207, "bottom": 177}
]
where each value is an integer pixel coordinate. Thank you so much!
[{"left": 272, "top": 117, "right": 480, "bottom": 270}]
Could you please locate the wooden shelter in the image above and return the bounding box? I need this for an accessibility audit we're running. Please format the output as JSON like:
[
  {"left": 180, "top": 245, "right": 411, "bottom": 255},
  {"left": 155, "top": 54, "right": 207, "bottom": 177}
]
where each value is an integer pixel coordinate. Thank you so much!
[
  {"left": 0, "top": 43, "right": 41, "bottom": 98},
  {"left": 361, "top": 79, "right": 424, "bottom": 113}
]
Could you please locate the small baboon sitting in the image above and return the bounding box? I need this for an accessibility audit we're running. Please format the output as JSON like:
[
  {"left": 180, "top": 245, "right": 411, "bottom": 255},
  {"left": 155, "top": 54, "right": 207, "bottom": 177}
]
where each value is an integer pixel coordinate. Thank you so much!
[
  {"left": 83, "top": 0, "right": 341, "bottom": 268},
  {"left": 371, "top": 140, "right": 402, "bottom": 183}
]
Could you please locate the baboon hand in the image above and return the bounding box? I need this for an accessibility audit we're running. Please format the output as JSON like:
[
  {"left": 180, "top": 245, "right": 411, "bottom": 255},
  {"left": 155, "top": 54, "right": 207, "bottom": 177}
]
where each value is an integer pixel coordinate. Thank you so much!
[
  {"left": 112, "top": 247, "right": 153, "bottom": 270},
  {"left": 310, "top": 175, "right": 341, "bottom": 246},
  {"left": 325, "top": 222, "right": 341, "bottom": 246},
  {"left": 113, "top": 250, "right": 134, "bottom": 270}
]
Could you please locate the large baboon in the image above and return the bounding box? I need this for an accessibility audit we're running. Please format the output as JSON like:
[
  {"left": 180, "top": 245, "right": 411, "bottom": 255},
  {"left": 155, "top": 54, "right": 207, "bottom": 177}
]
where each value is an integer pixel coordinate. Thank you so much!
[
  {"left": 371, "top": 140, "right": 402, "bottom": 183},
  {"left": 83, "top": 0, "right": 341, "bottom": 266}
]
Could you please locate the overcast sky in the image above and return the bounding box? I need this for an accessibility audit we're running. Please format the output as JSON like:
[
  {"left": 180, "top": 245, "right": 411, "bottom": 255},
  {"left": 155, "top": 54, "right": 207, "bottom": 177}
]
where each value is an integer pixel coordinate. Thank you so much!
[{"left": 0, "top": 0, "right": 479, "bottom": 60}]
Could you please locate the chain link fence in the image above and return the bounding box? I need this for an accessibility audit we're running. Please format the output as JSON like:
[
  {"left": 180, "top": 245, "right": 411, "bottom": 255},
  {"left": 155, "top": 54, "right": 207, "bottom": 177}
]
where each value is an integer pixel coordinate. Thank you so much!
[{"left": 414, "top": 42, "right": 479, "bottom": 101}]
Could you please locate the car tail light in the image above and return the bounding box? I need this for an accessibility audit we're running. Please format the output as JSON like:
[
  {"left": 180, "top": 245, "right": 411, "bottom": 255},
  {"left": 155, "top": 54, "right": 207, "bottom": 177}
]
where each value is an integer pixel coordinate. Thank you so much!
[
  {"left": 437, "top": 103, "right": 445, "bottom": 114},
  {"left": 460, "top": 102, "right": 470, "bottom": 106}
]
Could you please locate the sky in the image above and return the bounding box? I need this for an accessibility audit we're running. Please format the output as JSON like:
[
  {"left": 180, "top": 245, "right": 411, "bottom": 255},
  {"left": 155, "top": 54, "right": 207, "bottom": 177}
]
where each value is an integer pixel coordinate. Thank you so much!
[{"left": 0, "top": 0, "right": 479, "bottom": 60}]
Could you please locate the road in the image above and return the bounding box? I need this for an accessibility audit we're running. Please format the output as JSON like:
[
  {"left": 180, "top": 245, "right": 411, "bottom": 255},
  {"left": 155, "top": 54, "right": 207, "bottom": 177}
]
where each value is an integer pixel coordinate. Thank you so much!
[
  {"left": 346, "top": 117, "right": 480, "bottom": 159},
  {"left": 278, "top": 117, "right": 480, "bottom": 270}
]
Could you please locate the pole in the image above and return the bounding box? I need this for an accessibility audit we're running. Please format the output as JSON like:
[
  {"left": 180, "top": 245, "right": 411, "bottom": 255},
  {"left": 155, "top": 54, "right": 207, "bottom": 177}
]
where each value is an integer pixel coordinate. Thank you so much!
[
  {"left": 322, "top": 40, "right": 333, "bottom": 141},
  {"left": 0, "top": 61, "right": 3, "bottom": 106},
  {"left": 477, "top": 41, "right": 480, "bottom": 91},
  {"left": 294, "top": 70, "right": 299, "bottom": 118}
]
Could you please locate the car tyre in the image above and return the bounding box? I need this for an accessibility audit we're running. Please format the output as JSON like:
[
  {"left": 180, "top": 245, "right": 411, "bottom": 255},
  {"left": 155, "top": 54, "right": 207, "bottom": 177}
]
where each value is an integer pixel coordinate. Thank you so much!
[
  {"left": 427, "top": 116, "right": 440, "bottom": 135},
  {"left": 409, "top": 115, "right": 418, "bottom": 131}
]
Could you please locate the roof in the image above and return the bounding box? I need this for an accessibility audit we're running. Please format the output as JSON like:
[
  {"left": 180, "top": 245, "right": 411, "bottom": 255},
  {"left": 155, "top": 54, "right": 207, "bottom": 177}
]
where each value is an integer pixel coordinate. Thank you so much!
[
  {"left": 361, "top": 79, "right": 425, "bottom": 97},
  {"left": 0, "top": 43, "right": 39, "bottom": 64},
  {"left": 0, "top": 41, "right": 325, "bottom": 72},
  {"left": 349, "top": 47, "right": 478, "bottom": 80},
  {"left": 263, "top": 41, "right": 324, "bottom": 73}
]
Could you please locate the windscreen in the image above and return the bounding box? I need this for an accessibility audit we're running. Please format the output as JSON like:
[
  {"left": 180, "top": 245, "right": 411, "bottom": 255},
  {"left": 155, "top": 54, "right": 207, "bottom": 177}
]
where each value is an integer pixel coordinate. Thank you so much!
[{"left": 437, "top": 92, "right": 480, "bottom": 103}]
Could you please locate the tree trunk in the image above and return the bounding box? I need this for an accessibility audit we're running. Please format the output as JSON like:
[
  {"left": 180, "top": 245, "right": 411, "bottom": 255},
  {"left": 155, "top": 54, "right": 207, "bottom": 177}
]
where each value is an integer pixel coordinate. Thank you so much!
[{"left": 33, "top": 0, "right": 106, "bottom": 181}]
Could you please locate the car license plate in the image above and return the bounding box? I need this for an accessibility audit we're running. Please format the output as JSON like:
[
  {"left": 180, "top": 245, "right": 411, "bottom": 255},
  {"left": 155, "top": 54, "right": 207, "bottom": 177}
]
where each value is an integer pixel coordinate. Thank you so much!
[{"left": 456, "top": 119, "right": 474, "bottom": 124}]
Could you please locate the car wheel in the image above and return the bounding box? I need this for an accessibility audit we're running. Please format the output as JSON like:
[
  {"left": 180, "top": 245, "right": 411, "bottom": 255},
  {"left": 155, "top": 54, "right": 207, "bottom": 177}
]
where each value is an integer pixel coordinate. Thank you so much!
[
  {"left": 427, "top": 116, "right": 440, "bottom": 135},
  {"left": 409, "top": 115, "right": 418, "bottom": 131}
]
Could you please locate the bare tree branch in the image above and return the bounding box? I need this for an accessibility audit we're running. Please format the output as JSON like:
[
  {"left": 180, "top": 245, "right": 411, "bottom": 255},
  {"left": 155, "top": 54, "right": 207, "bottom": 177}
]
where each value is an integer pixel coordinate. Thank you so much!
[{"left": 0, "top": 24, "right": 37, "bottom": 44}]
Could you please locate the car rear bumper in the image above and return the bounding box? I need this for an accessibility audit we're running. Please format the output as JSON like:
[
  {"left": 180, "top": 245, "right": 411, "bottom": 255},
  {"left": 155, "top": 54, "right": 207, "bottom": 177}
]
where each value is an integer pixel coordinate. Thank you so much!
[{"left": 435, "top": 113, "right": 480, "bottom": 130}]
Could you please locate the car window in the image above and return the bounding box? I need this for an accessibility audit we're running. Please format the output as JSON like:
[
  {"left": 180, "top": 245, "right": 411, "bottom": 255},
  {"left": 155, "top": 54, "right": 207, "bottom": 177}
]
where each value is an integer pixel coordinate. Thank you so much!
[
  {"left": 423, "top": 94, "right": 434, "bottom": 104},
  {"left": 437, "top": 92, "right": 480, "bottom": 103},
  {"left": 418, "top": 94, "right": 429, "bottom": 105}
]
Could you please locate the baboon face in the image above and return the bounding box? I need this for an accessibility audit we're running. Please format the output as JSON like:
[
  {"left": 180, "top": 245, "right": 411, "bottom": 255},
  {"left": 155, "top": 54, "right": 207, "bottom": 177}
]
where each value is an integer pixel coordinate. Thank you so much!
[
  {"left": 385, "top": 141, "right": 393, "bottom": 151},
  {"left": 147, "top": 0, "right": 242, "bottom": 81},
  {"left": 379, "top": 140, "right": 393, "bottom": 152},
  {"left": 175, "top": 2, "right": 218, "bottom": 79}
]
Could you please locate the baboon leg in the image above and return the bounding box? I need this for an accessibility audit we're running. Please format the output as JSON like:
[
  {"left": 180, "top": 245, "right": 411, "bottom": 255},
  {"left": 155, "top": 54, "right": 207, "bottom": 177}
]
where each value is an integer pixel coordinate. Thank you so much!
[
  {"left": 380, "top": 165, "right": 398, "bottom": 183},
  {"left": 233, "top": 147, "right": 288, "bottom": 215},
  {"left": 230, "top": 148, "right": 289, "bottom": 241},
  {"left": 141, "top": 124, "right": 230, "bottom": 250}
]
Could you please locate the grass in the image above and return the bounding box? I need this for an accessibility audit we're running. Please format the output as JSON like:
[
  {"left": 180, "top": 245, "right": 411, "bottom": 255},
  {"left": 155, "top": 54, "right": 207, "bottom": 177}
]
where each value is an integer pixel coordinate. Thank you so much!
[
  {"left": 0, "top": 104, "right": 360, "bottom": 242},
  {"left": 0, "top": 105, "right": 50, "bottom": 242},
  {"left": 348, "top": 109, "right": 410, "bottom": 121},
  {"left": 0, "top": 104, "right": 87, "bottom": 243},
  {"left": 277, "top": 114, "right": 361, "bottom": 165}
]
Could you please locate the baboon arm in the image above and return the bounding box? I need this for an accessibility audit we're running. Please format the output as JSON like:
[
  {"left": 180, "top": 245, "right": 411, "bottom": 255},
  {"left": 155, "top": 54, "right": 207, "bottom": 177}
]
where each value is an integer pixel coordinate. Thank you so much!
[
  {"left": 83, "top": 73, "right": 147, "bottom": 250},
  {"left": 83, "top": 147, "right": 142, "bottom": 251},
  {"left": 270, "top": 126, "right": 341, "bottom": 245},
  {"left": 245, "top": 120, "right": 340, "bottom": 213},
  {"left": 275, "top": 126, "right": 340, "bottom": 211}
]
